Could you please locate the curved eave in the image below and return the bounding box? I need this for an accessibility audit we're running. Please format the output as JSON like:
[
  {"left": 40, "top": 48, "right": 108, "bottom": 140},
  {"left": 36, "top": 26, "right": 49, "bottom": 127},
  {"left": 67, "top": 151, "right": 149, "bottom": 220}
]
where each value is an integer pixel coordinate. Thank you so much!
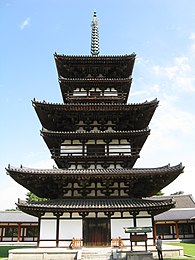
[
  {"left": 41, "top": 128, "right": 150, "bottom": 139},
  {"left": 32, "top": 99, "right": 158, "bottom": 131},
  {"left": 54, "top": 53, "right": 136, "bottom": 79},
  {"left": 41, "top": 128, "right": 150, "bottom": 152},
  {"left": 6, "top": 163, "right": 184, "bottom": 176},
  {"left": 6, "top": 164, "right": 184, "bottom": 199},
  {"left": 54, "top": 53, "right": 136, "bottom": 62},
  {"left": 17, "top": 197, "right": 175, "bottom": 217},
  {"left": 59, "top": 77, "right": 132, "bottom": 84},
  {"left": 63, "top": 97, "right": 128, "bottom": 104},
  {"left": 32, "top": 98, "right": 158, "bottom": 111},
  {"left": 59, "top": 78, "right": 132, "bottom": 103}
]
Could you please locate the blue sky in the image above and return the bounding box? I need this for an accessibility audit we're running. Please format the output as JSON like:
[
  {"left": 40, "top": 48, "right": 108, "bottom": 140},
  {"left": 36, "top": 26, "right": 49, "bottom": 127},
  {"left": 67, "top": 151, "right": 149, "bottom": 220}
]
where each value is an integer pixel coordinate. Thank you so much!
[{"left": 1, "top": 0, "right": 195, "bottom": 210}]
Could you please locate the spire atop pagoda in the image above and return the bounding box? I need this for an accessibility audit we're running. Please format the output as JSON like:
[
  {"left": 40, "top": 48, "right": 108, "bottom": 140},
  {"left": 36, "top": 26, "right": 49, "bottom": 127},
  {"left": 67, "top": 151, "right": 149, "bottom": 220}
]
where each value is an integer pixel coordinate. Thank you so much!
[{"left": 91, "top": 11, "right": 100, "bottom": 56}]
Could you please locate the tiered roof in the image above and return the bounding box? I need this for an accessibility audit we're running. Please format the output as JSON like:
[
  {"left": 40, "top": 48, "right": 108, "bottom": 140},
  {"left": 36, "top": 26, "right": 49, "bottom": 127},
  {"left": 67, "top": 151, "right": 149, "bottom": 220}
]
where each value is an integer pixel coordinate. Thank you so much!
[
  {"left": 17, "top": 197, "right": 175, "bottom": 217},
  {"left": 6, "top": 12, "right": 184, "bottom": 218},
  {"left": 59, "top": 77, "right": 132, "bottom": 103},
  {"left": 32, "top": 99, "right": 158, "bottom": 131},
  {"left": 6, "top": 164, "right": 184, "bottom": 200}
]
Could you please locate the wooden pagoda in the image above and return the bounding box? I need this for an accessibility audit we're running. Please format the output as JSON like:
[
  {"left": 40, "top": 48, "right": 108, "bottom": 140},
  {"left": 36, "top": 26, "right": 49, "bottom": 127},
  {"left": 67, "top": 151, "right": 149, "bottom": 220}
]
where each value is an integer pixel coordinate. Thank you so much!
[{"left": 6, "top": 12, "right": 184, "bottom": 247}]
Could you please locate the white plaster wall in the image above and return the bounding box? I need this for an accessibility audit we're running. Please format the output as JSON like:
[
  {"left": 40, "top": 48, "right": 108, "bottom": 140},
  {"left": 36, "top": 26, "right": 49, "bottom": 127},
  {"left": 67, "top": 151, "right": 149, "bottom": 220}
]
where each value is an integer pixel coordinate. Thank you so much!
[
  {"left": 59, "top": 219, "right": 82, "bottom": 240},
  {"left": 40, "top": 219, "right": 56, "bottom": 240},
  {"left": 136, "top": 217, "right": 152, "bottom": 227},
  {"left": 137, "top": 217, "right": 153, "bottom": 238},
  {"left": 111, "top": 219, "right": 133, "bottom": 239},
  {"left": 61, "top": 145, "right": 82, "bottom": 155},
  {"left": 39, "top": 219, "right": 56, "bottom": 247}
]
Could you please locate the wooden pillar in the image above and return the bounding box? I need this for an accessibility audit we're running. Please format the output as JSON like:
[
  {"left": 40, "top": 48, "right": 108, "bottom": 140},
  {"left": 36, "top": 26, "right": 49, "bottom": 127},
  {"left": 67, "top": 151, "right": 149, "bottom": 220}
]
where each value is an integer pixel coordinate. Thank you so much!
[
  {"left": 132, "top": 212, "right": 138, "bottom": 247},
  {"left": 175, "top": 222, "right": 179, "bottom": 239},
  {"left": 56, "top": 216, "right": 60, "bottom": 247},
  {"left": 152, "top": 216, "right": 156, "bottom": 245},
  {"left": 37, "top": 217, "right": 41, "bottom": 247},
  {"left": 17, "top": 223, "right": 21, "bottom": 242},
  {"left": 54, "top": 212, "right": 63, "bottom": 247},
  {"left": 104, "top": 212, "right": 113, "bottom": 246},
  {"left": 133, "top": 213, "right": 137, "bottom": 227}
]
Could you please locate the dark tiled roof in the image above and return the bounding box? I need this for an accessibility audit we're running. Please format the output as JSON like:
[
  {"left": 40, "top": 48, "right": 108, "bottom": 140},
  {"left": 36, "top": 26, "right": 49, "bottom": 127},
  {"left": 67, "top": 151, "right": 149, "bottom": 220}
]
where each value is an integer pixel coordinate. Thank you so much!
[
  {"left": 6, "top": 164, "right": 184, "bottom": 200},
  {"left": 6, "top": 163, "right": 183, "bottom": 176},
  {"left": 151, "top": 194, "right": 195, "bottom": 208},
  {"left": 32, "top": 98, "right": 158, "bottom": 111},
  {"left": 54, "top": 53, "right": 136, "bottom": 61},
  {"left": 59, "top": 77, "right": 132, "bottom": 83},
  {"left": 0, "top": 211, "right": 37, "bottom": 222},
  {"left": 155, "top": 208, "right": 195, "bottom": 221},
  {"left": 41, "top": 129, "right": 150, "bottom": 155},
  {"left": 41, "top": 128, "right": 150, "bottom": 138},
  {"left": 32, "top": 99, "right": 158, "bottom": 132},
  {"left": 17, "top": 197, "right": 175, "bottom": 217}
]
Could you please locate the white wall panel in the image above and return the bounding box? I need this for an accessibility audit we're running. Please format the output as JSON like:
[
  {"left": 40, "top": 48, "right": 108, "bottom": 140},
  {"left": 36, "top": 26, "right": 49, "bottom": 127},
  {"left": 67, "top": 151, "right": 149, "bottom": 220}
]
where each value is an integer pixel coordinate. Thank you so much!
[
  {"left": 111, "top": 219, "right": 133, "bottom": 238},
  {"left": 137, "top": 217, "right": 153, "bottom": 238},
  {"left": 59, "top": 219, "right": 82, "bottom": 239},
  {"left": 40, "top": 219, "right": 56, "bottom": 240}
]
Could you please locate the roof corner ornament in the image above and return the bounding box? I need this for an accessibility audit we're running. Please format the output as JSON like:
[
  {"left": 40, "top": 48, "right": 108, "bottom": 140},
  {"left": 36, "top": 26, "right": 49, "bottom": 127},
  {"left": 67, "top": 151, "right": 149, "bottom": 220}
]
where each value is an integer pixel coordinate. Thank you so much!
[{"left": 91, "top": 11, "right": 100, "bottom": 56}]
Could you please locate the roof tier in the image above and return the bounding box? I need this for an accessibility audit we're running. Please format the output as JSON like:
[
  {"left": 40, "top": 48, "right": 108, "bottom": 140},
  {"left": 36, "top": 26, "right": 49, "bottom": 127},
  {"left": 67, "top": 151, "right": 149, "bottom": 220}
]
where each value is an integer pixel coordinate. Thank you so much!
[
  {"left": 54, "top": 53, "right": 136, "bottom": 79},
  {"left": 53, "top": 154, "right": 140, "bottom": 169},
  {"left": 16, "top": 197, "right": 176, "bottom": 217},
  {"left": 59, "top": 77, "right": 132, "bottom": 104},
  {"left": 6, "top": 164, "right": 184, "bottom": 199},
  {"left": 41, "top": 128, "right": 150, "bottom": 168},
  {"left": 32, "top": 99, "right": 158, "bottom": 132}
]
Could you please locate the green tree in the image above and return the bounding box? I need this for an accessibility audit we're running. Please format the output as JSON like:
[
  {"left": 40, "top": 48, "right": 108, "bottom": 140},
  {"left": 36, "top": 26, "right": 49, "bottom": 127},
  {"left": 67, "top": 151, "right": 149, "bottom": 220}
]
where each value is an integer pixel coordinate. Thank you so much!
[
  {"left": 170, "top": 191, "right": 184, "bottom": 195},
  {"left": 155, "top": 190, "right": 164, "bottom": 196},
  {"left": 26, "top": 191, "right": 47, "bottom": 202}
]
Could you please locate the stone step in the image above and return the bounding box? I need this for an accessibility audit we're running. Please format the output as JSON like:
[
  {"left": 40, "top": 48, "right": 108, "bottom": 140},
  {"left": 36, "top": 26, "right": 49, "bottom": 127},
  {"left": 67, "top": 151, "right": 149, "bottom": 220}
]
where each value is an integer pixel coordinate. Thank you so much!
[{"left": 81, "top": 249, "right": 112, "bottom": 260}]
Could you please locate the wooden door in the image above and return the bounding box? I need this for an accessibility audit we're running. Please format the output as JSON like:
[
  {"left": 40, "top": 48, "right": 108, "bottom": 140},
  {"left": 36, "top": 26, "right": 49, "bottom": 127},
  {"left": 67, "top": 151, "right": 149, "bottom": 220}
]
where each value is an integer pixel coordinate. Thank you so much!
[{"left": 83, "top": 218, "right": 111, "bottom": 246}]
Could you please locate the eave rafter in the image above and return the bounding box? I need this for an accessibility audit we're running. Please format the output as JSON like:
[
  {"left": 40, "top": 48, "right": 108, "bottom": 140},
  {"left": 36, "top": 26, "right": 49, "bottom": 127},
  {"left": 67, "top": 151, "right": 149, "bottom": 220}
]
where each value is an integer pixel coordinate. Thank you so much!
[
  {"left": 16, "top": 197, "right": 175, "bottom": 217},
  {"left": 32, "top": 99, "right": 159, "bottom": 131},
  {"left": 54, "top": 53, "right": 136, "bottom": 79},
  {"left": 59, "top": 77, "right": 132, "bottom": 103},
  {"left": 6, "top": 164, "right": 184, "bottom": 200},
  {"left": 41, "top": 128, "right": 150, "bottom": 151}
]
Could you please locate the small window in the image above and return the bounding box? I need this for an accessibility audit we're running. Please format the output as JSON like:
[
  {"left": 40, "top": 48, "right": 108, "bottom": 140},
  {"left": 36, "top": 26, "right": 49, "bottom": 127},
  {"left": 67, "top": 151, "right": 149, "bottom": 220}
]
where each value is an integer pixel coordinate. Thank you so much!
[
  {"left": 90, "top": 91, "right": 101, "bottom": 97},
  {"left": 5, "top": 227, "right": 18, "bottom": 237},
  {"left": 156, "top": 224, "right": 171, "bottom": 235},
  {"left": 26, "top": 226, "right": 38, "bottom": 237},
  {"left": 87, "top": 144, "right": 105, "bottom": 156}
]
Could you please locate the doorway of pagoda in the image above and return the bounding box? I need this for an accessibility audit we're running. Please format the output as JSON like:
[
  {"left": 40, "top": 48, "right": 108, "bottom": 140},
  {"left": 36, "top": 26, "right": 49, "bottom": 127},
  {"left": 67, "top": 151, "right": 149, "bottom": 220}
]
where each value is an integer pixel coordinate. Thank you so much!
[{"left": 83, "top": 218, "right": 111, "bottom": 246}]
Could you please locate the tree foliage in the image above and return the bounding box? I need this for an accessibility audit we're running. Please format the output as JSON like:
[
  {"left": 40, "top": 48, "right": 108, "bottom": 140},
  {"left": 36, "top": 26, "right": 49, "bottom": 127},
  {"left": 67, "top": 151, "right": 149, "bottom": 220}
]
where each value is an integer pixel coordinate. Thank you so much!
[
  {"left": 170, "top": 191, "right": 184, "bottom": 195},
  {"left": 155, "top": 190, "right": 164, "bottom": 196},
  {"left": 26, "top": 191, "right": 47, "bottom": 202}
]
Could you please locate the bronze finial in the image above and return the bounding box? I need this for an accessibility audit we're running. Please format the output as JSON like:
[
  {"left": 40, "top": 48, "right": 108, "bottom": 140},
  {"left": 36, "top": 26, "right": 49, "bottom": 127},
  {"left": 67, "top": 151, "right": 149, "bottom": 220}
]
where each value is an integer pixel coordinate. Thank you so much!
[{"left": 91, "top": 11, "right": 100, "bottom": 56}]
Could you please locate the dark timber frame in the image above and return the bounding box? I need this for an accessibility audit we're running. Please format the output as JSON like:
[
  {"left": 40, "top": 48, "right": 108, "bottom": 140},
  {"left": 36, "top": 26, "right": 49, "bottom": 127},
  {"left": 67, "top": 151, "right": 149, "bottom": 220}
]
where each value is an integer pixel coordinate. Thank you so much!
[{"left": 6, "top": 12, "right": 184, "bottom": 247}]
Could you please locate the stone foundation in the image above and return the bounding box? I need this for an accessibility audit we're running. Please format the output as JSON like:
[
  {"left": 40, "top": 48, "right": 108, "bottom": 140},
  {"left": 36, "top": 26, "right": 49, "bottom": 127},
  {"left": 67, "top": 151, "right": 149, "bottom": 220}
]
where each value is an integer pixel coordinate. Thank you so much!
[
  {"left": 8, "top": 248, "right": 78, "bottom": 260},
  {"left": 126, "top": 251, "right": 153, "bottom": 260},
  {"left": 8, "top": 244, "right": 184, "bottom": 260}
]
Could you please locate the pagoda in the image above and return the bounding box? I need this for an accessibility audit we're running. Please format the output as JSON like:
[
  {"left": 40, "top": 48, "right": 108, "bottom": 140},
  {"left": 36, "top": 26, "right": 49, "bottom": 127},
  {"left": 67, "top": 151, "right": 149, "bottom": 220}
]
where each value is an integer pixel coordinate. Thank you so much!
[{"left": 6, "top": 12, "right": 184, "bottom": 247}]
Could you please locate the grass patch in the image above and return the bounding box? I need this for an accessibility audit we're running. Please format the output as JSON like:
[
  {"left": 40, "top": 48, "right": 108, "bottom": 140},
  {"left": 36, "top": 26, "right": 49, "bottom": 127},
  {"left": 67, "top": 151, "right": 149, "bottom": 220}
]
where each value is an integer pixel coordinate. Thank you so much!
[
  {"left": 167, "top": 241, "right": 195, "bottom": 257},
  {"left": 0, "top": 246, "right": 34, "bottom": 258}
]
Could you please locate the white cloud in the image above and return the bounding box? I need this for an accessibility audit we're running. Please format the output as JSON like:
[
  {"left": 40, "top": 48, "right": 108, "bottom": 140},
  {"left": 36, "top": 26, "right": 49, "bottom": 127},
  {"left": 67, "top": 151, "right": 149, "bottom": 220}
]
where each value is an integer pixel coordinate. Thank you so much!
[
  {"left": 189, "top": 32, "right": 195, "bottom": 58},
  {"left": 189, "top": 32, "right": 195, "bottom": 41},
  {"left": 137, "top": 95, "right": 195, "bottom": 166},
  {"left": 20, "top": 17, "right": 30, "bottom": 30},
  {"left": 0, "top": 179, "right": 27, "bottom": 210},
  {"left": 163, "top": 162, "right": 195, "bottom": 196},
  {"left": 149, "top": 84, "right": 160, "bottom": 93},
  {"left": 152, "top": 56, "right": 195, "bottom": 92}
]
